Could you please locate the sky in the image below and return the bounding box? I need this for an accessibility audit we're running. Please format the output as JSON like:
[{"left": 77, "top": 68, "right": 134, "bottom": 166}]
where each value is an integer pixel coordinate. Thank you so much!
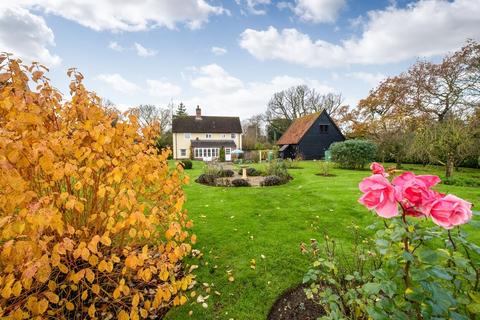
[{"left": 1, "top": 0, "right": 479, "bottom": 120}]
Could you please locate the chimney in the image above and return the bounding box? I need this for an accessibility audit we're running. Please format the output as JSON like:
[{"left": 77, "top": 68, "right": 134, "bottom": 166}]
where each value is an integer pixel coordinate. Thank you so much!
[{"left": 195, "top": 105, "right": 202, "bottom": 120}]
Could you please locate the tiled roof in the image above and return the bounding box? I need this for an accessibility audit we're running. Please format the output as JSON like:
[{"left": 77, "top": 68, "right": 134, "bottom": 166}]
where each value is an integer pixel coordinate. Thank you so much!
[
  {"left": 172, "top": 116, "right": 242, "bottom": 133},
  {"left": 276, "top": 112, "right": 320, "bottom": 145},
  {"left": 191, "top": 139, "right": 237, "bottom": 148}
]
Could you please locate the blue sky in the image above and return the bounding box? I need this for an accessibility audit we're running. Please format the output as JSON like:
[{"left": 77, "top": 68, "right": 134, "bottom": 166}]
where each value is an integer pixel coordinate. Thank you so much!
[{"left": 1, "top": 0, "right": 479, "bottom": 119}]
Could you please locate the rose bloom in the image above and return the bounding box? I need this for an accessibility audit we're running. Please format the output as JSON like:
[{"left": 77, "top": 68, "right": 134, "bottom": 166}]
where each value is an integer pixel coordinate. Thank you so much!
[
  {"left": 359, "top": 174, "right": 398, "bottom": 218},
  {"left": 427, "top": 194, "right": 472, "bottom": 229},
  {"left": 370, "top": 162, "right": 388, "bottom": 176},
  {"left": 393, "top": 172, "right": 441, "bottom": 215}
]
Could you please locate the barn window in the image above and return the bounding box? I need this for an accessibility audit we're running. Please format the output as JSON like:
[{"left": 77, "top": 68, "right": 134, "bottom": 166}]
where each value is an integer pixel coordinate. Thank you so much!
[{"left": 319, "top": 125, "right": 329, "bottom": 134}]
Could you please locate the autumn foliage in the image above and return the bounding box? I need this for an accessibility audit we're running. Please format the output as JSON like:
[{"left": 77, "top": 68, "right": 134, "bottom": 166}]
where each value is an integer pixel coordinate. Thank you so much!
[{"left": 0, "top": 55, "right": 196, "bottom": 319}]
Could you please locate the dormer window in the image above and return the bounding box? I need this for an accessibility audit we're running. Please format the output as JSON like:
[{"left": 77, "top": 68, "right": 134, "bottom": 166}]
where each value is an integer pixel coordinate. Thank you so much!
[
  {"left": 206, "top": 133, "right": 212, "bottom": 139},
  {"left": 319, "top": 125, "right": 328, "bottom": 134}
]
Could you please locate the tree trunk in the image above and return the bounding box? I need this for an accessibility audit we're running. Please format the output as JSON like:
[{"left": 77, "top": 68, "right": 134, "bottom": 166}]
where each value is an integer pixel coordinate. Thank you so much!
[
  {"left": 446, "top": 157, "right": 455, "bottom": 178},
  {"left": 396, "top": 158, "right": 402, "bottom": 169}
]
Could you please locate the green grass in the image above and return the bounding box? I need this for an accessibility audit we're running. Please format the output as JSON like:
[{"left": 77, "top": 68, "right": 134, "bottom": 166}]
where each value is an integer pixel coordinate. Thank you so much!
[{"left": 166, "top": 161, "right": 480, "bottom": 320}]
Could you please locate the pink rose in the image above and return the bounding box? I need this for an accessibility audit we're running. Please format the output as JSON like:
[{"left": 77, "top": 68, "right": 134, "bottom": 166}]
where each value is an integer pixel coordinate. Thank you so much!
[
  {"left": 393, "top": 172, "right": 441, "bottom": 214},
  {"left": 359, "top": 174, "right": 398, "bottom": 218},
  {"left": 427, "top": 194, "right": 472, "bottom": 229},
  {"left": 402, "top": 191, "right": 444, "bottom": 217},
  {"left": 370, "top": 162, "right": 388, "bottom": 176}
]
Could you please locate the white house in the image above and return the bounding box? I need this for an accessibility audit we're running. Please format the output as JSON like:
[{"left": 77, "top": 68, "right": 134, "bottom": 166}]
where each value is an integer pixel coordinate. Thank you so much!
[{"left": 171, "top": 106, "right": 242, "bottom": 161}]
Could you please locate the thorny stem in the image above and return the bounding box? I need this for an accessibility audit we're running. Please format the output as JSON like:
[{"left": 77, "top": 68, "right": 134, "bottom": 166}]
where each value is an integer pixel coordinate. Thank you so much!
[
  {"left": 399, "top": 203, "right": 422, "bottom": 320},
  {"left": 447, "top": 230, "right": 457, "bottom": 251}
]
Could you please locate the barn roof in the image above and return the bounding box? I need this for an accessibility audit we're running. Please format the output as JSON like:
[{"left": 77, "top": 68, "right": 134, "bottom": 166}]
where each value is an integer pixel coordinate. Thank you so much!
[
  {"left": 276, "top": 112, "right": 321, "bottom": 145},
  {"left": 172, "top": 116, "right": 242, "bottom": 133}
]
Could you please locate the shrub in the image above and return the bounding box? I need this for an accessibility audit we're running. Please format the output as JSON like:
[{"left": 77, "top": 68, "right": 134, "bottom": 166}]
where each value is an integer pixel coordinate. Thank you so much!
[
  {"left": 180, "top": 159, "right": 193, "bottom": 169},
  {"left": 203, "top": 162, "right": 221, "bottom": 177},
  {"left": 318, "top": 161, "right": 333, "bottom": 176},
  {"left": 260, "top": 175, "right": 284, "bottom": 186},
  {"left": 218, "top": 169, "right": 234, "bottom": 177},
  {"left": 237, "top": 167, "right": 261, "bottom": 176},
  {"left": 219, "top": 147, "right": 225, "bottom": 162},
  {"left": 0, "top": 58, "right": 195, "bottom": 319},
  {"left": 265, "top": 159, "right": 292, "bottom": 181},
  {"left": 329, "top": 140, "right": 377, "bottom": 169},
  {"left": 304, "top": 163, "right": 479, "bottom": 319},
  {"left": 231, "top": 178, "right": 250, "bottom": 187},
  {"left": 195, "top": 174, "right": 216, "bottom": 185}
]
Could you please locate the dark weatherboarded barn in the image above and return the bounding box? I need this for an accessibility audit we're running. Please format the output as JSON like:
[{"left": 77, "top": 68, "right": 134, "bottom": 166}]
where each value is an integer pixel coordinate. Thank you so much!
[{"left": 276, "top": 110, "right": 345, "bottom": 160}]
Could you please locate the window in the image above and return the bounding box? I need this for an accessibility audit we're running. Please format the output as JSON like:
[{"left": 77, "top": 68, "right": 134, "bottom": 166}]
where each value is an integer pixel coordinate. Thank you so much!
[
  {"left": 206, "top": 133, "right": 212, "bottom": 139},
  {"left": 222, "top": 134, "right": 226, "bottom": 138},
  {"left": 180, "top": 149, "right": 186, "bottom": 157},
  {"left": 319, "top": 125, "right": 329, "bottom": 134},
  {"left": 184, "top": 133, "right": 191, "bottom": 139},
  {"left": 194, "top": 148, "right": 221, "bottom": 159},
  {"left": 231, "top": 133, "right": 236, "bottom": 139}
]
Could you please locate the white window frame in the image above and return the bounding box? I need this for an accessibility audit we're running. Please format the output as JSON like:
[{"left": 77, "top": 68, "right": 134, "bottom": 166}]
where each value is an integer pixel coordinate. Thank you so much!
[
  {"left": 184, "top": 133, "right": 191, "bottom": 139},
  {"left": 231, "top": 133, "right": 236, "bottom": 139},
  {"left": 180, "top": 149, "right": 186, "bottom": 157},
  {"left": 193, "top": 148, "right": 220, "bottom": 159},
  {"left": 206, "top": 133, "right": 212, "bottom": 139}
]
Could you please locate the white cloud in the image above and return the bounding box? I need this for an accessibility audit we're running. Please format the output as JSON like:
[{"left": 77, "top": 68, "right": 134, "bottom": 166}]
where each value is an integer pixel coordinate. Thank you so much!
[
  {"left": 211, "top": 46, "right": 227, "bottom": 55},
  {"left": 190, "top": 64, "right": 244, "bottom": 93},
  {"left": 133, "top": 43, "right": 157, "bottom": 57},
  {"left": 346, "top": 72, "right": 386, "bottom": 87},
  {"left": 0, "top": 6, "right": 60, "bottom": 66},
  {"left": 108, "top": 41, "right": 123, "bottom": 51},
  {"left": 185, "top": 64, "right": 335, "bottom": 118},
  {"left": 96, "top": 73, "right": 140, "bottom": 94},
  {"left": 146, "top": 79, "right": 182, "bottom": 97},
  {"left": 293, "top": 0, "right": 346, "bottom": 23},
  {"left": 236, "top": 0, "right": 271, "bottom": 15},
  {"left": 16, "top": 0, "right": 227, "bottom": 31},
  {"left": 240, "top": 27, "right": 346, "bottom": 68},
  {"left": 240, "top": 0, "right": 480, "bottom": 67}
]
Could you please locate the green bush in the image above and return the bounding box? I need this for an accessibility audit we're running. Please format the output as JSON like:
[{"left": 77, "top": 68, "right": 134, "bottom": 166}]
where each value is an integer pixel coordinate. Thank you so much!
[
  {"left": 265, "top": 159, "right": 292, "bottom": 181},
  {"left": 260, "top": 175, "right": 284, "bottom": 186},
  {"left": 219, "top": 147, "right": 226, "bottom": 162},
  {"left": 231, "top": 178, "right": 250, "bottom": 187},
  {"left": 237, "top": 167, "right": 261, "bottom": 176},
  {"left": 195, "top": 174, "right": 216, "bottom": 185},
  {"left": 180, "top": 159, "right": 193, "bottom": 169},
  {"left": 218, "top": 169, "right": 234, "bottom": 177},
  {"left": 318, "top": 160, "right": 333, "bottom": 176},
  {"left": 329, "top": 140, "right": 377, "bottom": 169}
]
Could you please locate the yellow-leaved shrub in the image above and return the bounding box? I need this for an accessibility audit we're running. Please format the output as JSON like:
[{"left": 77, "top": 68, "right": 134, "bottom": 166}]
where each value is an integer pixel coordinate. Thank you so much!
[{"left": 0, "top": 55, "right": 196, "bottom": 319}]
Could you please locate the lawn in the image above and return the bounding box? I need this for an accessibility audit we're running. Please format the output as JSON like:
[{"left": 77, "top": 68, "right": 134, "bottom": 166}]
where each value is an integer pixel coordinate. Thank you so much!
[{"left": 166, "top": 161, "right": 480, "bottom": 320}]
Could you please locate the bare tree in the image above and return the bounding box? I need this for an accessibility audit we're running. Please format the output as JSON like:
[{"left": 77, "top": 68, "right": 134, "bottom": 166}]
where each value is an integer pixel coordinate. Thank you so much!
[
  {"left": 130, "top": 104, "right": 171, "bottom": 133},
  {"left": 265, "top": 85, "right": 346, "bottom": 136},
  {"left": 408, "top": 41, "right": 480, "bottom": 122}
]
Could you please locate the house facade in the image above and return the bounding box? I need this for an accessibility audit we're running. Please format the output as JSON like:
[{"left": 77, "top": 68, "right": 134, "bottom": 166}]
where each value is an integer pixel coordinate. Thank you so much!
[
  {"left": 172, "top": 106, "right": 242, "bottom": 161},
  {"left": 276, "top": 110, "right": 345, "bottom": 160}
]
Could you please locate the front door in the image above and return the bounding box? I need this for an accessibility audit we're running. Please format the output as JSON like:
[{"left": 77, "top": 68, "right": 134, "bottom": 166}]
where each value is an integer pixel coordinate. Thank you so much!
[{"left": 225, "top": 148, "right": 231, "bottom": 161}]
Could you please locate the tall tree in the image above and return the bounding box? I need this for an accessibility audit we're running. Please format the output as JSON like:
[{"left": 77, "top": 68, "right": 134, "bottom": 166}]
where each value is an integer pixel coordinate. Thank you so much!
[
  {"left": 408, "top": 41, "right": 480, "bottom": 122},
  {"left": 353, "top": 40, "right": 480, "bottom": 175},
  {"left": 175, "top": 102, "right": 187, "bottom": 117},
  {"left": 411, "top": 117, "right": 477, "bottom": 177},
  {"left": 265, "top": 85, "right": 346, "bottom": 138},
  {"left": 130, "top": 104, "right": 171, "bottom": 133}
]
